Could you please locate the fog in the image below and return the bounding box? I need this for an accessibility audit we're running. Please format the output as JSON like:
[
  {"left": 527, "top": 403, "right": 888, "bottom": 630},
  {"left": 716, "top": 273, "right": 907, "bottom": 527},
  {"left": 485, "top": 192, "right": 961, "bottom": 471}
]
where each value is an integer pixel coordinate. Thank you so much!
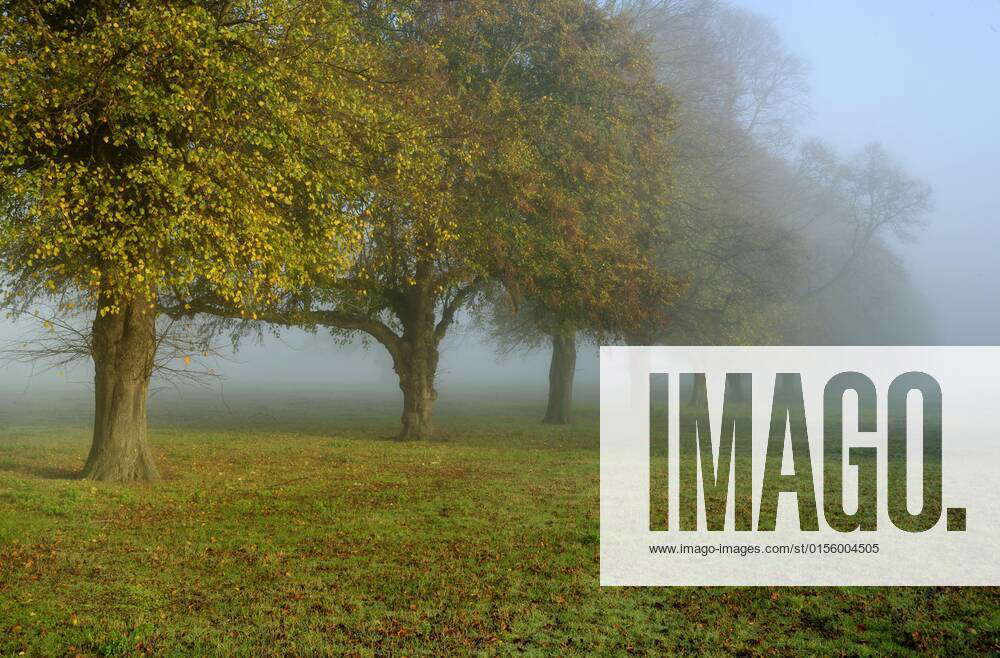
[
  {"left": 0, "top": 0, "right": 996, "bottom": 400},
  {"left": 738, "top": 0, "right": 1000, "bottom": 344}
]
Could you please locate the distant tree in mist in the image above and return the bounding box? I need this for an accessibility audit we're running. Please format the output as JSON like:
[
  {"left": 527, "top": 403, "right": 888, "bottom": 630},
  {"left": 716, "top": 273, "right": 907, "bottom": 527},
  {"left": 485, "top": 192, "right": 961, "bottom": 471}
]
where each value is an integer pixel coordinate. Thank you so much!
[
  {"left": 634, "top": 2, "right": 934, "bottom": 347},
  {"left": 780, "top": 140, "right": 934, "bottom": 342},
  {"left": 794, "top": 140, "right": 933, "bottom": 297},
  {"left": 629, "top": 0, "right": 810, "bottom": 346}
]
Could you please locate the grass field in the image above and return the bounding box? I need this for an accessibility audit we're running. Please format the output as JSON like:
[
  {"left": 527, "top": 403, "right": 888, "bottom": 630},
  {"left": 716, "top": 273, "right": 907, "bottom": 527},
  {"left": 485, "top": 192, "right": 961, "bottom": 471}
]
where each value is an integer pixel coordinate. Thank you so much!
[{"left": 0, "top": 388, "right": 997, "bottom": 655}]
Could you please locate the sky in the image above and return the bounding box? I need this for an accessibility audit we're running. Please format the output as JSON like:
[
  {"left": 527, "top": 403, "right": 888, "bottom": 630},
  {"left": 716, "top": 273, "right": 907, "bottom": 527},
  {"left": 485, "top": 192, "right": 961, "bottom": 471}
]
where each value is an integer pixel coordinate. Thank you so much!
[
  {"left": 738, "top": 0, "right": 1000, "bottom": 344},
  {"left": 0, "top": 0, "right": 996, "bottom": 397}
]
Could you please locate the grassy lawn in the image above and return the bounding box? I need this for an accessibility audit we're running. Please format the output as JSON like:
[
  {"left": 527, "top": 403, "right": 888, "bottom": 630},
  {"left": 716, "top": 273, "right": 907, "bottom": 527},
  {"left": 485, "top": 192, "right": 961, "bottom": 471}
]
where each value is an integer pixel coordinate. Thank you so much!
[{"left": 0, "top": 389, "right": 997, "bottom": 655}]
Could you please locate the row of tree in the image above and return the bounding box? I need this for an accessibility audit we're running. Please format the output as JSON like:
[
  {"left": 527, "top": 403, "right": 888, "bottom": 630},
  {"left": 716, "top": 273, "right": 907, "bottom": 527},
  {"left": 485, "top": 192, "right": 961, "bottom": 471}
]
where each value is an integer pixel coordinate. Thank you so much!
[
  {"left": 0, "top": 0, "right": 931, "bottom": 483},
  {"left": 487, "top": 0, "right": 933, "bottom": 423}
]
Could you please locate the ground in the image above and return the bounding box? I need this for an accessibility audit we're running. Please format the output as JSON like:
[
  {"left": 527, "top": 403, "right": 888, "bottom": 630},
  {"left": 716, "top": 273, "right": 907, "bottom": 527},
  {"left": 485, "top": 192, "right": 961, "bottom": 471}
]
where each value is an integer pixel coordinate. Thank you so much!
[{"left": 0, "top": 388, "right": 997, "bottom": 655}]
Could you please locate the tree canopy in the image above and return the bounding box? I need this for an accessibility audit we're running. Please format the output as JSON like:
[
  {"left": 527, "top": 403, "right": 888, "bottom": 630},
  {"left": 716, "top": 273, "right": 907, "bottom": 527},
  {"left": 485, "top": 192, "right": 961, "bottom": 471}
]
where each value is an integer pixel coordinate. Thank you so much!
[{"left": 0, "top": 0, "right": 398, "bottom": 312}]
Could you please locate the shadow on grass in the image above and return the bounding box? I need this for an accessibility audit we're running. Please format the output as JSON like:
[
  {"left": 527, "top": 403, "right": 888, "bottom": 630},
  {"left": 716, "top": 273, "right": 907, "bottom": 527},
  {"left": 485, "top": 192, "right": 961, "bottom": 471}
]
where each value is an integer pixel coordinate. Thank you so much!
[{"left": 0, "top": 459, "right": 81, "bottom": 480}]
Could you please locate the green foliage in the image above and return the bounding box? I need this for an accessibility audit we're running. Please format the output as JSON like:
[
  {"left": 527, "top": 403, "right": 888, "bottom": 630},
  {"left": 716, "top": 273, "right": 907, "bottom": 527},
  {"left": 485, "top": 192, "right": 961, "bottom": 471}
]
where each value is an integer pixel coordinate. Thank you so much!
[
  {"left": 277, "top": 0, "right": 680, "bottom": 340},
  {"left": 471, "top": 0, "right": 684, "bottom": 345},
  {"left": 0, "top": 0, "right": 397, "bottom": 314}
]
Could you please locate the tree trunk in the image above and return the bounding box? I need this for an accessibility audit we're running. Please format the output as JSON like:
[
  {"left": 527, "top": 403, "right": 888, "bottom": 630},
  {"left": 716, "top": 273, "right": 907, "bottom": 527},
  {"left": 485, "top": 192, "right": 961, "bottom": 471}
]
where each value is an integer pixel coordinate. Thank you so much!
[
  {"left": 398, "top": 359, "right": 436, "bottom": 441},
  {"left": 393, "top": 281, "right": 440, "bottom": 441},
  {"left": 543, "top": 328, "right": 576, "bottom": 425},
  {"left": 82, "top": 292, "right": 160, "bottom": 483}
]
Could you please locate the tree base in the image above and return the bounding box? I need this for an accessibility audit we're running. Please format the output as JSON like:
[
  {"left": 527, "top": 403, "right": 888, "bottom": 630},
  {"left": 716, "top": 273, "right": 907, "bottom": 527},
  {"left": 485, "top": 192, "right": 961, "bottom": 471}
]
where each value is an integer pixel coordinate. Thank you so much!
[
  {"left": 81, "top": 451, "right": 160, "bottom": 483},
  {"left": 395, "top": 423, "right": 433, "bottom": 442}
]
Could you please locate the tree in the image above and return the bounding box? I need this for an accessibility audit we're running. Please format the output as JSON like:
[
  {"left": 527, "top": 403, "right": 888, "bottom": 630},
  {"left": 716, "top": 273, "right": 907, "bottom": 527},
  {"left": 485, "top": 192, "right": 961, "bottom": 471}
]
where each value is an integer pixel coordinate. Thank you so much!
[
  {"left": 486, "top": 0, "right": 805, "bottom": 425},
  {"left": 631, "top": 0, "right": 807, "bottom": 345},
  {"left": 793, "top": 140, "right": 933, "bottom": 297},
  {"left": 0, "top": 0, "right": 398, "bottom": 481},
  {"left": 778, "top": 140, "right": 934, "bottom": 343},
  {"left": 486, "top": 243, "right": 680, "bottom": 426},
  {"left": 480, "top": 0, "right": 681, "bottom": 425},
  {"left": 620, "top": 0, "right": 932, "bottom": 349},
  {"left": 187, "top": 0, "right": 679, "bottom": 439}
]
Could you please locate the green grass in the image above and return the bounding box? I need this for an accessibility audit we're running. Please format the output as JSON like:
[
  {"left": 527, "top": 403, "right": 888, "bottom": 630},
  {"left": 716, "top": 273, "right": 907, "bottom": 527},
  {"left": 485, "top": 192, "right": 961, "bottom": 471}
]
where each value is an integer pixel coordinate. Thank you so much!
[{"left": 0, "top": 389, "right": 997, "bottom": 655}]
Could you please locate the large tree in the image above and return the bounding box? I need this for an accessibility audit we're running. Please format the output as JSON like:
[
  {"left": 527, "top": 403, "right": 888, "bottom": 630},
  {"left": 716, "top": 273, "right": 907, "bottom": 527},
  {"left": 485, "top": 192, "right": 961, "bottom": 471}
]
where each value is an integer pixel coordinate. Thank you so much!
[
  {"left": 0, "top": 0, "right": 398, "bottom": 481},
  {"left": 189, "top": 0, "right": 678, "bottom": 439},
  {"left": 481, "top": 0, "right": 682, "bottom": 425}
]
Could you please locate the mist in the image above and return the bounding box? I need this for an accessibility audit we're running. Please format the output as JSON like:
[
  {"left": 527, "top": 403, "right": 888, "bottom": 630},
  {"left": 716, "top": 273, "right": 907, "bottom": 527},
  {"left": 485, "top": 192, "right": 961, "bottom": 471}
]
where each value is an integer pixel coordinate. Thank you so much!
[{"left": 739, "top": 0, "right": 1000, "bottom": 344}]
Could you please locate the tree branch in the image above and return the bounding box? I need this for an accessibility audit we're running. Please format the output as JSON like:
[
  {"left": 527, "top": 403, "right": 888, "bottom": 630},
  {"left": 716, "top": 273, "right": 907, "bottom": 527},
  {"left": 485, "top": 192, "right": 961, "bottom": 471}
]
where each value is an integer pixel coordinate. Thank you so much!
[
  {"left": 435, "top": 279, "right": 480, "bottom": 341},
  {"left": 164, "top": 295, "right": 403, "bottom": 363}
]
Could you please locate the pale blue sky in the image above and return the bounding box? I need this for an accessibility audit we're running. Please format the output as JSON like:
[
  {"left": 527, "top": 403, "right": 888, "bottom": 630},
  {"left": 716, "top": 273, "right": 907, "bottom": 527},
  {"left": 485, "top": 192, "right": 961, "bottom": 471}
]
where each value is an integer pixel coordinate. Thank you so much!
[{"left": 739, "top": 0, "right": 1000, "bottom": 343}]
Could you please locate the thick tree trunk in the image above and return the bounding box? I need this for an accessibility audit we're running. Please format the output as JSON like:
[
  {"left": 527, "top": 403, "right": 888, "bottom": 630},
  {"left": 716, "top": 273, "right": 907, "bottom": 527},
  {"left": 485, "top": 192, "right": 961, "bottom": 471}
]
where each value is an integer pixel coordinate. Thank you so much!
[
  {"left": 398, "top": 360, "right": 436, "bottom": 441},
  {"left": 82, "top": 292, "right": 160, "bottom": 483},
  {"left": 543, "top": 328, "right": 576, "bottom": 425},
  {"left": 393, "top": 279, "right": 440, "bottom": 441}
]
